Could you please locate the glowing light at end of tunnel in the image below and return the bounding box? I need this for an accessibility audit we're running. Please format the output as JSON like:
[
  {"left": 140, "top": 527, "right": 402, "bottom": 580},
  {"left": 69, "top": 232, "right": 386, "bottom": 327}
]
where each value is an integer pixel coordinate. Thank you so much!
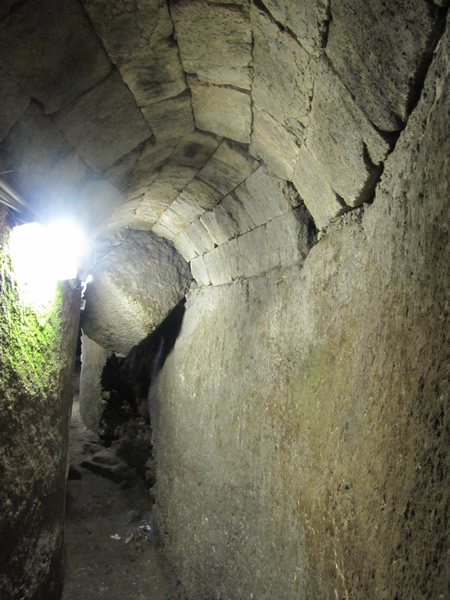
[{"left": 9, "top": 220, "right": 88, "bottom": 308}]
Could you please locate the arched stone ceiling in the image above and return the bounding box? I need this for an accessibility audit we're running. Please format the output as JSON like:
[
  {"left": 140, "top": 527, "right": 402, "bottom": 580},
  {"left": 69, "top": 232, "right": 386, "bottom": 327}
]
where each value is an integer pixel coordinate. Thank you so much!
[{"left": 0, "top": 0, "right": 446, "bottom": 285}]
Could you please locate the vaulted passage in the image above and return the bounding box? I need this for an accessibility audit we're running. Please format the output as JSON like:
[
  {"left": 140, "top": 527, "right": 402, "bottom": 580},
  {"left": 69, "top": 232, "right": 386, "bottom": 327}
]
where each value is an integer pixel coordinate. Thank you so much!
[{"left": 0, "top": 2, "right": 448, "bottom": 599}]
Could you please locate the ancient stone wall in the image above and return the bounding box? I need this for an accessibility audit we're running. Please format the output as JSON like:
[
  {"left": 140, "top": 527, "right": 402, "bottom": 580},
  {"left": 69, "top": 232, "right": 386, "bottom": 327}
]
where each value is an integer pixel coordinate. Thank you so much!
[
  {"left": 0, "top": 209, "right": 80, "bottom": 600},
  {"left": 151, "top": 21, "right": 449, "bottom": 599}
]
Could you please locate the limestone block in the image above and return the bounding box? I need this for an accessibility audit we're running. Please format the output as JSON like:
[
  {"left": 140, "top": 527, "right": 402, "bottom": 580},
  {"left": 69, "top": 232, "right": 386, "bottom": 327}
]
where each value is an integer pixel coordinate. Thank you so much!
[
  {"left": 190, "top": 255, "right": 211, "bottom": 286},
  {"left": 237, "top": 226, "right": 271, "bottom": 277},
  {"left": 79, "top": 333, "right": 110, "bottom": 433},
  {"left": 165, "top": 195, "right": 205, "bottom": 226},
  {"left": 234, "top": 166, "right": 292, "bottom": 227},
  {"left": 152, "top": 218, "right": 178, "bottom": 242},
  {"left": 119, "top": 44, "right": 187, "bottom": 107},
  {"left": 142, "top": 93, "right": 194, "bottom": 141},
  {"left": 203, "top": 244, "right": 232, "bottom": 285},
  {"left": 0, "top": 72, "right": 29, "bottom": 144},
  {"left": 0, "top": 0, "right": 111, "bottom": 114},
  {"left": 199, "top": 141, "right": 259, "bottom": 195},
  {"left": 200, "top": 205, "right": 239, "bottom": 246},
  {"left": 144, "top": 164, "right": 198, "bottom": 213},
  {"left": 326, "top": 0, "right": 442, "bottom": 131},
  {"left": 251, "top": 7, "right": 316, "bottom": 141},
  {"left": 181, "top": 179, "right": 224, "bottom": 211},
  {"left": 292, "top": 145, "right": 344, "bottom": 230},
  {"left": 189, "top": 78, "right": 252, "bottom": 144},
  {"left": 172, "top": 0, "right": 252, "bottom": 90},
  {"left": 172, "top": 131, "right": 222, "bottom": 169},
  {"left": 221, "top": 193, "right": 255, "bottom": 235},
  {"left": 105, "top": 137, "right": 177, "bottom": 198},
  {"left": 250, "top": 106, "right": 301, "bottom": 180},
  {"left": 184, "top": 219, "right": 216, "bottom": 255},
  {"left": 264, "top": 210, "right": 303, "bottom": 268},
  {"left": 305, "top": 60, "right": 390, "bottom": 206},
  {"left": 259, "top": 0, "right": 330, "bottom": 56},
  {"left": 172, "top": 231, "right": 199, "bottom": 262},
  {"left": 55, "top": 70, "right": 151, "bottom": 171},
  {"left": 82, "top": 229, "right": 192, "bottom": 355},
  {"left": 81, "top": 0, "right": 162, "bottom": 64}
]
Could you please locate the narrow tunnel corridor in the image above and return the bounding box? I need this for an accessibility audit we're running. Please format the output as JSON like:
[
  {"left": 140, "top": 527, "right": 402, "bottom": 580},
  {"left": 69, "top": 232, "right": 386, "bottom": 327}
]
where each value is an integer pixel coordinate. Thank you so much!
[{"left": 0, "top": 1, "right": 449, "bottom": 599}]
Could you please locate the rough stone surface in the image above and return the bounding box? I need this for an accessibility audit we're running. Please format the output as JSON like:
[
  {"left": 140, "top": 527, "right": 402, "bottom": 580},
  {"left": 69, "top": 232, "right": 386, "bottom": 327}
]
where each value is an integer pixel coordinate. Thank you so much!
[
  {"left": 119, "top": 44, "right": 187, "bottom": 108},
  {"left": 79, "top": 334, "right": 110, "bottom": 433},
  {"left": 250, "top": 106, "right": 301, "bottom": 180},
  {"left": 150, "top": 24, "right": 449, "bottom": 599},
  {"left": 199, "top": 141, "right": 258, "bottom": 195},
  {"left": 303, "top": 59, "right": 390, "bottom": 207},
  {"left": 172, "top": 0, "right": 252, "bottom": 90},
  {"left": 82, "top": 229, "right": 192, "bottom": 355},
  {"left": 142, "top": 93, "right": 194, "bottom": 140},
  {"left": 0, "top": 209, "right": 80, "bottom": 600},
  {"left": 189, "top": 78, "right": 252, "bottom": 143},
  {"left": 260, "top": 0, "right": 330, "bottom": 56},
  {"left": 326, "top": 0, "right": 443, "bottom": 131},
  {"left": 293, "top": 145, "right": 345, "bottom": 229},
  {"left": 105, "top": 137, "right": 177, "bottom": 200},
  {"left": 251, "top": 6, "right": 315, "bottom": 141},
  {"left": 234, "top": 166, "right": 293, "bottom": 227},
  {"left": 0, "top": 0, "right": 111, "bottom": 114},
  {"left": 0, "top": 70, "right": 29, "bottom": 144},
  {"left": 55, "top": 70, "right": 151, "bottom": 171}
]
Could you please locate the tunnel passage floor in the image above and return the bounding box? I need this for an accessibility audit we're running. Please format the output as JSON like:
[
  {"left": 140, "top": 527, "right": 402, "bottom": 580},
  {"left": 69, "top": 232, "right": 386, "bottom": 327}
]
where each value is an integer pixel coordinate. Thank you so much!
[{"left": 63, "top": 395, "right": 179, "bottom": 600}]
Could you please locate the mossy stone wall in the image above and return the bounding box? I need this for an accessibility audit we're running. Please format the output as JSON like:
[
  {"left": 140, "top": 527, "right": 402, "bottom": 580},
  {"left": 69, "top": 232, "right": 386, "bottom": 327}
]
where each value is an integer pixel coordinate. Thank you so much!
[{"left": 0, "top": 207, "right": 80, "bottom": 600}]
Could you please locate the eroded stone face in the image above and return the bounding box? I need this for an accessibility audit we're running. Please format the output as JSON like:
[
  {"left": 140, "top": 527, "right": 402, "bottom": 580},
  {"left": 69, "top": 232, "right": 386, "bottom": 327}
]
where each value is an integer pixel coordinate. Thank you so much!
[
  {"left": 82, "top": 229, "right": 192, "bottom": 355},
  {"left": 0, "top": 0, "right": 111, "bottom": 114}
]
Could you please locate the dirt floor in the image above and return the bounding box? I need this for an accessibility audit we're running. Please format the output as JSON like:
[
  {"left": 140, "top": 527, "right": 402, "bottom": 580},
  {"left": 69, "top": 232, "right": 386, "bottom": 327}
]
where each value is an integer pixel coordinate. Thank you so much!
[{"left": 62, "top": 391, "right": 180, "bottom": 600}]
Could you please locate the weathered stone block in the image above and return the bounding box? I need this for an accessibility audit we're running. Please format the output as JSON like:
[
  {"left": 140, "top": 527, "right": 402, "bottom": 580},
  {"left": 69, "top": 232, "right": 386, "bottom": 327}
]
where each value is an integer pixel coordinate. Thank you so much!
[
  {"left": 200, "top": 205, "right": 240, "bottom": 246},
  {"left": 252, "top": 6, "right": 315, "bottom": 141},
  {"left": 55, "top": 70, "right": 151, "bottom": 171},
  {"left": 79, "top": 334, "right": 110, "bottom": 433},
  {"left": 184, "top": 219, "right": 216, "bottom": 255},
  {"left": 305, "top": 59, "right": 390, "bottom": 206},
  {"left": 264, "top": 210, "right": 303, "bottom": 268},
  {"left": 234, "top": 166, "right": 292, "bottom": 227},
  {"left": 172, "top": 0, "right": 252, "bottom": 90},
  {"left": 221, "top": 193, "right": 255, "bottom": 235},
  {"left": 82, "top": 229, "right": 192, "bottom": 355},
  {"left": 250, "top": 106, "right": 301, "bottom": 180},
  {"left": 259, "top": 0, "right": 330, "bottom": 56},
  {"left": 292, "top": 145, "right": 344, "bottom": 230},
  {"left": 326, "top": 0, "right": 442, "bottom": 130},
  {"left": 179, "top": 178, "right": 223, "bottom": 211},
  {"left": 172, "top": 131, "right": 222, "bottom": 169},
  {"left": 142, "top": 92, "right": 194, "bottom": 141},
  {"left": 105, "top": 137, "right": 177, "bottom": 199},
  {"left": 82, "top": 0, "right": 162, "bottom": 64},
  {"left": 172, "top": 231, "right": 199, "bottom": 262},
  {"left": 237, "top": 226, "right": 270, "bottom": 277},
  {"left": 199, "top": 140, "right": 259, "bottom": 195},
  {"left": 190, "top": 255, "right": 211, "bottom": 286},
  {"left": 203, "top": 244, "right": 232, "bottom": 285},
  {"left": 119, "top": 44, "right": 187, "bottom": 107},
  {"left": 189, "top": 78, "right": 252, "bottom": 144},
  {"left": 0, "top": 0, "right": 111, "bottom": 114}
]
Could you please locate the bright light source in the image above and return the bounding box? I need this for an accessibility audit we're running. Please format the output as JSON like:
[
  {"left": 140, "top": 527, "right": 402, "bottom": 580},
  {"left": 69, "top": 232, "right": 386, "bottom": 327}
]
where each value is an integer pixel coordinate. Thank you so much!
[{"left": 9, "top": 220, "right": 88, "bottom": 308}]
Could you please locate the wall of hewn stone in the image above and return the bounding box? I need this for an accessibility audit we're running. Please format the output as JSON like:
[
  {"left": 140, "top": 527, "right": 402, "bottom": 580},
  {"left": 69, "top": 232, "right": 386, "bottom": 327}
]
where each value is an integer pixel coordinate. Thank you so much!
[
  {"left": 0, "top": 209, "right": 80, "bottom": 600},
  {"left": 151, "top": 21, "right": 449, "bottom": 600}
]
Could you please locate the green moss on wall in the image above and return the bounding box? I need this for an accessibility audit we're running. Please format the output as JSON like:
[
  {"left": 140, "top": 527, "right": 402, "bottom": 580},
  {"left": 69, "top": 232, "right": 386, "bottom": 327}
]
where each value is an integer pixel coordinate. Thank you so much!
[{"left": 0, "top": 211, "right": 81, "bottom": 600}]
